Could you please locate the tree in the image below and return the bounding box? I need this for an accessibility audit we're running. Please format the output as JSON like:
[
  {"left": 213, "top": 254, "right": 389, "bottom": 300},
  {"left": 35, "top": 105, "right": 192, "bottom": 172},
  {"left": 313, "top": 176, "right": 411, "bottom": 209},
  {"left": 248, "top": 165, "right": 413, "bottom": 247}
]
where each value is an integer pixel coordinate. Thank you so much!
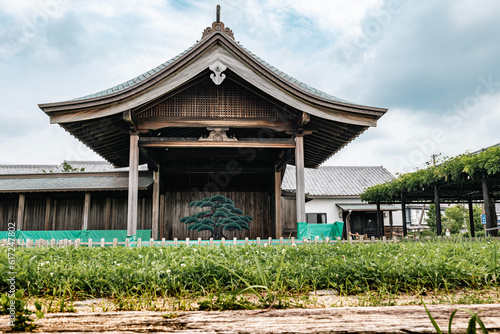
[
  {"left": 442, "top": 204, "right": 482, "bottom": 235},
  {"left": 181, "top": 195, "right": 253, "bottom": 239},
  {"left": 425, "top": 204, "right": 437, "bottom": 233}
]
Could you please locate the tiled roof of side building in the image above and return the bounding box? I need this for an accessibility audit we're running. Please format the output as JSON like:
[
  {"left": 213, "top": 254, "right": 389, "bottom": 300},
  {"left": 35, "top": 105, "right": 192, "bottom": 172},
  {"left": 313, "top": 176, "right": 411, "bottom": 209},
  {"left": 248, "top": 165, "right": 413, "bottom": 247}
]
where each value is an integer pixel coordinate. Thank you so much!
[
  {"left": 282, "top": 165, "right": 395, "bottom": 197},
  {"left": 0, "top": 161, "right": 148, "bottom": 175},
  {"left": 68, "top": 35, "right": 352, "bottom": 105},
  {"left": 0, "top": 174, "right": 153, "bottom": 193},
  {"left": 0, "top": 165, "right": 58, "bottom": 174}
]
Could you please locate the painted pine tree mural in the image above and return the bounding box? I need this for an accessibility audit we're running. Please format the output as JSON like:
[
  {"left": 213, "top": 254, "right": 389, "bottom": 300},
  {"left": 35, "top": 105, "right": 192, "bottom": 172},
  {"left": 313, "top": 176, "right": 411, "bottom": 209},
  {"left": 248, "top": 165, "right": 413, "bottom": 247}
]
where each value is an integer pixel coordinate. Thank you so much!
[{"left": 180, "top": 195, "right": 253, "bottom": 239}]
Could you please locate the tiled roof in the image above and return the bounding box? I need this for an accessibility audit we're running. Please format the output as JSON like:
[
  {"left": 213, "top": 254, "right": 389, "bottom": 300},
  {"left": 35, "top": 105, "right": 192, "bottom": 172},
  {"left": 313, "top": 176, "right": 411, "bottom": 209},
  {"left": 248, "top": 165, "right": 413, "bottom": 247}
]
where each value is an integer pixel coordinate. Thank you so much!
[
  {"left": 0, "top": 161, "right": 148, "bottom": 175},
  {"left": 282, "top": 165, "right": 394, "bottom": 196},
  {"left": 69, "top": 33, "right": 351, "bottom": 104},
  {"left": 0, "top": 174, "right": 153, "bottom": 193},
  {"left": 69, "top": 43, "right": 200, "bottom": 101},
  {"left": 0, "top": 165, "right": 58, "bottom": 174}
]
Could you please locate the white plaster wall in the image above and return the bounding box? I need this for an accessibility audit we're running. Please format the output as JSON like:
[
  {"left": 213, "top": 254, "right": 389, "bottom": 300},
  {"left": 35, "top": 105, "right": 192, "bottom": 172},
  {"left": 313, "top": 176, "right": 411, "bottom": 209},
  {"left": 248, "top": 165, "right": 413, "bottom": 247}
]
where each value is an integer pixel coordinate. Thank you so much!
[{"left": 305, "top": 196, "right": 403, "bottom": 226}]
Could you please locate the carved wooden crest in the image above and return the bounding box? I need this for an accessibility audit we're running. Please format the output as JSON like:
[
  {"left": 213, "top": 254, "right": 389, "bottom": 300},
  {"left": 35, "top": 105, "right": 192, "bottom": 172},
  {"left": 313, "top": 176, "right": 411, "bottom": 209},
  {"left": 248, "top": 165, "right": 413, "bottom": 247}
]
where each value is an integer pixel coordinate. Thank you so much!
[
  {"left": 209, "top": 61, "right": 227, "bottom": 85},
  {"left": 198, "top": 128, "right": 238, "bottom": 142}
]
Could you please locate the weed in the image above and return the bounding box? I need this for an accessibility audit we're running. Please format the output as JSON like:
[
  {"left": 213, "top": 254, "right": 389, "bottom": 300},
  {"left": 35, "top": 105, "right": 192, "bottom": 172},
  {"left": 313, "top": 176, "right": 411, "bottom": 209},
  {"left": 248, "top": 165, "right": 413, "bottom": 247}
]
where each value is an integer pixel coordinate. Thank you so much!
[{"left": 423, "top": 300, "right": 489, "bottom": 334}]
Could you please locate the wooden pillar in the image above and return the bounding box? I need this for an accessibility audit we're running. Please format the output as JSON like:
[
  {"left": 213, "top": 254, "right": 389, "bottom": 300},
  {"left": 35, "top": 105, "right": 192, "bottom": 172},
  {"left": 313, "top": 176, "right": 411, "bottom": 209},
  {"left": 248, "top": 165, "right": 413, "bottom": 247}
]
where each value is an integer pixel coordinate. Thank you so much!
[
  {"left": 434, "top": 184, "right": 442, "bottom": 236},
  {"left": 127, "top": 132, "right": 140, "bottom": 238},
  {"left": 482, "top": 177, "right": 497, "bottom": 237},
  {"left": 295, "top": 134, "right": 305, "bottom": 223},
  {"left": 389, "top": 210, "right": 394, "bottom": 238},
  {"left": 152, "top": 164, "right": 160, "bottom": 240},
  {"left": 376, "top": 201, "right": 383, "bottom": 238},
  {"left": 17, "top": 193, "right": 25, "bottom": 230},
  {"left": 44, "top": 199, "right": 51, "bottom": 231},
  {"left": 401, "top": 193, "right": 407, "bottom": 237},
  {"left": 82, "top": 192, "right": 91, "bottom": 230},
  {"left": 274, "top": 169, "right": 282, "bottom": 238},
  {"left": 468, "top": 195, "right": 475, "bottom": 238},
  {"left": 104, "top": 198, "right": 111, "bottom": 230}
]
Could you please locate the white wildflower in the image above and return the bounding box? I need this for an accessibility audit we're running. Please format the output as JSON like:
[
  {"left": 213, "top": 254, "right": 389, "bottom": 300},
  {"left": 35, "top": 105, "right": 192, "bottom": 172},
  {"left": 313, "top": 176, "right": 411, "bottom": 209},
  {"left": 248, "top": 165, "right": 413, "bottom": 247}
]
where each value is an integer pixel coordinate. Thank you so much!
[
  {"left": 50, "top": 272, "right": 54, "bottom": 277},
  {"left": 181, "top": 263, "right": 186, "bottom": 268},
  {"left": 166, "top": 269, "right": 171, "bottom": 275}
]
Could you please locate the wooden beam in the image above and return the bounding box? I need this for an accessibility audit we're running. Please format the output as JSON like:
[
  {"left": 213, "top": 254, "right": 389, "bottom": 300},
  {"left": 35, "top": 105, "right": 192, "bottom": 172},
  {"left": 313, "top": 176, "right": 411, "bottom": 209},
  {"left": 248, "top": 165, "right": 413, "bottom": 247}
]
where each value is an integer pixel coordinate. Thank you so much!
[
  {"left": 295, "top": 135, "right": 305, "bottom": 223},
  {"left": 152, "top": 164, "right": 160, "bottom": 240},
  {"left": 127, "top": 132, "right": 140, "bottom": 238},
  {"left": 122, "top": 110, "right": 138, "bottom": 131},
  {"left": 468, "top": 195, "right": 475, "bottom": 238},
  {"left": 137, "top": 117, "right": 295, "bottom": 132},
  {"left": 17, "top": 193, "right": 25, "bottom": 230},
  {"left": 434, "top": 185, "right": 442, "bottom": 236},
  {"left": 44, "top": 199, "right": 51, "bottom": 231},
  {"left": 275, "top": 169, "right": 282, "bottom": 239},
  {"left": 139, "top": 138, "right": 295, "bottom": 148},
  {"left": 276, "top": 149, "right": 294, "bottom": 172},
  {"left": 82, "top": 192, "right": 91, "bottom": 230}
]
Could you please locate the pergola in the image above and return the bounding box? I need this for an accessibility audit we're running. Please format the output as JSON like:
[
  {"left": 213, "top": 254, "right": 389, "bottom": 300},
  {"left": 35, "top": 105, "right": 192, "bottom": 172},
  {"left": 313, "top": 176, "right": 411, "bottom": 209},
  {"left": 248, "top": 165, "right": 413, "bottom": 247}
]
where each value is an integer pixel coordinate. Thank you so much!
[
  {"left": 38, "top": 8, "right": 387, "bottom": 239},
  {"left": 361, "top": 145, "right": 500, "bottom": 237}
]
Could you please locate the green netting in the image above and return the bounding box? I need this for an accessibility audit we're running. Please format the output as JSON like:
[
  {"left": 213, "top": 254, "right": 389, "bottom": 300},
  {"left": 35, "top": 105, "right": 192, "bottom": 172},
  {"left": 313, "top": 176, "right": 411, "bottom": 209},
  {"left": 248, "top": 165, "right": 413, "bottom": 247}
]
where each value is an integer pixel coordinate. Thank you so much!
[
  {"left": 297, "top": 222, "right": 344, "bottom": 240},
  {"left": 0, "top": 230, "right": 151, "bottom": 242}
]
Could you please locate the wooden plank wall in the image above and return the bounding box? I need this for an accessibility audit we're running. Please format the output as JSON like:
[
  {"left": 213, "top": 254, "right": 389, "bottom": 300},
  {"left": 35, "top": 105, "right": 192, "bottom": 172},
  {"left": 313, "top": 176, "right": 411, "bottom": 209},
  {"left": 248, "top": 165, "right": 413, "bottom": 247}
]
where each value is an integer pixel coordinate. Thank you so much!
[
  {"left": 160, "top": 191, "right": 271, "bottom": 240},
  {"left": 281, "top": 197, "right": 297, "bottom": 237},
  {"left": 0, "top": 193, "right": 152, "bottom": 231},
  {"left": 0, "top": 199, "right": 17, "bottom": 229}
]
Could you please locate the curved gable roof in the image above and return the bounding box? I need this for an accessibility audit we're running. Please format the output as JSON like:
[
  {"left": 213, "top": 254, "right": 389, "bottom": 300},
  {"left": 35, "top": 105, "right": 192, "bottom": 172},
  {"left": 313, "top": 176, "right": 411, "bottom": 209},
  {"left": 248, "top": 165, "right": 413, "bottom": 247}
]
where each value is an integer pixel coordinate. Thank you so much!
[{"left": 39, "top": 24, "right": 386, "bottom": 126}]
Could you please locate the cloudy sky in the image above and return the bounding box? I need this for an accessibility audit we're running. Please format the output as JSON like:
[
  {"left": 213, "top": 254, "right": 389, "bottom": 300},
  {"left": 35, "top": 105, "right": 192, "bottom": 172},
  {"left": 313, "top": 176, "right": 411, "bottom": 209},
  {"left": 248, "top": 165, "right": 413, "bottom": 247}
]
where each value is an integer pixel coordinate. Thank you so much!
[{"left": 1, "top": 0, "right": 499, "bottom": 174}]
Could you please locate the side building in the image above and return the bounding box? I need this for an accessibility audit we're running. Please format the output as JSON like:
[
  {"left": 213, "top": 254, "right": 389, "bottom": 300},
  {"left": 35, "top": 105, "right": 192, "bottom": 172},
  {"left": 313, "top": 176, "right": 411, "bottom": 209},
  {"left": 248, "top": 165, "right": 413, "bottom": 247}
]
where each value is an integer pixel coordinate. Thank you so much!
[{"left": 281, "top": 165, "right": 403, "bottom": 238}]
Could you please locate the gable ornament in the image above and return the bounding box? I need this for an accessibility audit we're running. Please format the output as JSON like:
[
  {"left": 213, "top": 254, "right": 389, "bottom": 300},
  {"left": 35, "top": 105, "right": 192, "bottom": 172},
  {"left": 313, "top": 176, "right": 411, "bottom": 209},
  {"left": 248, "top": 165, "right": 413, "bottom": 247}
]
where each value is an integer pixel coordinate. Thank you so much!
[{"left": 209, "top": 61, "right": 227, "bottom": 85}]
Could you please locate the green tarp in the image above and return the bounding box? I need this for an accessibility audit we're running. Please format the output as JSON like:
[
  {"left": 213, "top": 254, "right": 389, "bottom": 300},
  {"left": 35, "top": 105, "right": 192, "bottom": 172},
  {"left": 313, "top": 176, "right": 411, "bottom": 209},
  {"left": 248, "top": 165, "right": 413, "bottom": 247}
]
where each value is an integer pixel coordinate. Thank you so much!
[
  {"left": 0, "top": 230, "right": 151, "bottom": 242},
  {"left": 297, "top": 222, "right": 344, "bottom": 240}
]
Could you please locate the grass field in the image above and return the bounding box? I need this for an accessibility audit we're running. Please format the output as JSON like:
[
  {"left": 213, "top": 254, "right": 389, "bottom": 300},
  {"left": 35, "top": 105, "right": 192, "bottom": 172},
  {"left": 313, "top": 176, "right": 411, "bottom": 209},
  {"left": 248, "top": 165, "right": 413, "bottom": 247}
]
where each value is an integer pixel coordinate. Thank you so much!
[{"left": 1, "top": 237, "right": 499, "bottom": 312}]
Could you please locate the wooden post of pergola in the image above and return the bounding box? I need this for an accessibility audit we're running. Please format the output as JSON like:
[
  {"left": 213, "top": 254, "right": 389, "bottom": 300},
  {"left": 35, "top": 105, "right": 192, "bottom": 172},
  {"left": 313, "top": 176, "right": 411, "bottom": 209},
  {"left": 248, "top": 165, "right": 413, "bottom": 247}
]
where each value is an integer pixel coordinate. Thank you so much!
[
  {"left": 400, "top": 193, "right": 407, "bottom": 237},
  {"left": 482, "top": 176, "right": 498, "bottom": 237},
  {"left": 376, "top": 201, "right": 383, "bottom": 238},
  {"left": 127, "top": 132, "right": 139, "bottom": 238},
  {"left": 389, "top": 210, "right": 394, "bottom": 238},
  {"left": 468, "top": 195, "right": 475, "bottom": 238},
  {"left": 434, "top": 184, "right": 442, "bottom": 236},
  {"left": 152, "top": 164, "right": 160, "bottom": 240},
  {"left": 295, "top": 134, "right": 306, "bottom": 224}
]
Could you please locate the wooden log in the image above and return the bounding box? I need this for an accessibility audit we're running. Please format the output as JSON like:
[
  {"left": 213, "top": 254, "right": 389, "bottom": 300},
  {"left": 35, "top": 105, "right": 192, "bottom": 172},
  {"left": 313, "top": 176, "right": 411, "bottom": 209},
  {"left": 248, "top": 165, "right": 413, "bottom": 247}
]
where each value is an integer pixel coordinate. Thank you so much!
[{"left": 14, "top": 304, "right": 500, "bottom": 333}]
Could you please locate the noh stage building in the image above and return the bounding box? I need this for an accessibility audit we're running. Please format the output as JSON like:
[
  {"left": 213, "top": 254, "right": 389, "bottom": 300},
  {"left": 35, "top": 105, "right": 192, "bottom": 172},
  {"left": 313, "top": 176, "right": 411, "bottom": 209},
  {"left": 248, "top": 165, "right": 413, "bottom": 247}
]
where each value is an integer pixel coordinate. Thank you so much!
[{"left": 21, "top": 10, "right": 386, "bottom": 240}]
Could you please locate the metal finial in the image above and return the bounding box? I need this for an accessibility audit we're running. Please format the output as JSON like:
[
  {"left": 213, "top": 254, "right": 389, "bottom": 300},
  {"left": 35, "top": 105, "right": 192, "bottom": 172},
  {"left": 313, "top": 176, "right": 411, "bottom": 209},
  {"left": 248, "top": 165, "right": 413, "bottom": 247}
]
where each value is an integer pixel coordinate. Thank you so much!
[{"left": 216, "top": 5, "right": 220, "bottom": 23}]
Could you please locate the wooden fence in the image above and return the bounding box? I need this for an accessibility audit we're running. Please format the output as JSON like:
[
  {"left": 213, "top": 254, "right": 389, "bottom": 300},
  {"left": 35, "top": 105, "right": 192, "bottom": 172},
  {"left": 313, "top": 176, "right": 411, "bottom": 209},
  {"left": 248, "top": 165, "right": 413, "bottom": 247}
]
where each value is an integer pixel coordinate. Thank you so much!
[{"left": 0, "top": 235, "right": 431, "bottom": 248}]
